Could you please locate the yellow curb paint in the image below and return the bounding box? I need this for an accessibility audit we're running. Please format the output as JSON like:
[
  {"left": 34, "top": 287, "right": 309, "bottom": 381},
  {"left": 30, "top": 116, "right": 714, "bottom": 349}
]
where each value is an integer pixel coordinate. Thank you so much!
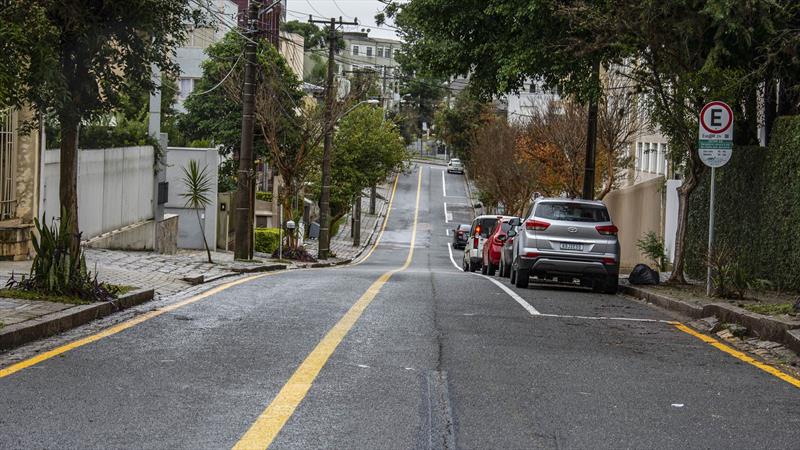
[
  {"left": 0, "top": 272, "right": 278, "bottom": 379},
  {"left": 673, "top": 323, "right": 800, "bottom": 389},
  {"left": 232, "top": 168, "right": 423, "bottom": 450},
  {"left": 349, "top": 173, "right": 400, "bottom": 267}
]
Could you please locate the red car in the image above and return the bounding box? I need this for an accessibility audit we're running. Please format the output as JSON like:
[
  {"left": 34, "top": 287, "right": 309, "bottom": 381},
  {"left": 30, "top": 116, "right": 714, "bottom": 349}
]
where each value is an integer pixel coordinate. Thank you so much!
[{"left": 481, "top": 218, "right": 513, "bottom": 276}]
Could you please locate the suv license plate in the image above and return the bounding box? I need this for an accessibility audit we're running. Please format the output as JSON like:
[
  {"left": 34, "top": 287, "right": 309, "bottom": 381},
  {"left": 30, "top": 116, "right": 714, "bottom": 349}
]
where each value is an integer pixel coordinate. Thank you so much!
[{"left": 560, "top": 243, "right": 584, "bottom": 251}]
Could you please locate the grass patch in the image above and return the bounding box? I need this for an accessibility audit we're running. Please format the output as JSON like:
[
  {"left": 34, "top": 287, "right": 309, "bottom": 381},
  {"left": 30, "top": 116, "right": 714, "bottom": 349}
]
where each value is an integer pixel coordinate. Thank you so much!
[
  {"left": 0, "top": 284, "right": 137, "bottom": 305},
  {"left": 741, "top": 302, "right": 796, "bottom": 316},
  {"left": 330, "top": 216, "right": 346, "bottom": 239}
]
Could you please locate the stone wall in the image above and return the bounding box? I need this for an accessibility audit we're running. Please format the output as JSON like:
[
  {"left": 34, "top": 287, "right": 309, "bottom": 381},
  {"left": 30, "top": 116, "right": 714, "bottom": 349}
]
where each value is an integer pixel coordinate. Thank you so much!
[{"left": 603, "top": 176, "right": 665, "bottom": 270}]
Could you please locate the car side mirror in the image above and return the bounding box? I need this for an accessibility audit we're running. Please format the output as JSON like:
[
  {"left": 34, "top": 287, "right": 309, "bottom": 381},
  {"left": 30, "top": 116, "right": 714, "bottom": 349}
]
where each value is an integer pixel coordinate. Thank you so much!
[
  {"left": 507, "top": 229, "right": 517, "bottom": 238},
  {"left": 497, "top": 235, "right": 507, "bottom": 242},
  {"left": 508, "top": 217, "right": 522, "bottom": 227}
]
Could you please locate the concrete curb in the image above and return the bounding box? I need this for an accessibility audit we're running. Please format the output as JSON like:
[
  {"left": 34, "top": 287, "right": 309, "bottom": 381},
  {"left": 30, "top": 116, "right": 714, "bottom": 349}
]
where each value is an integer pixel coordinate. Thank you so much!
[
  {"left": 620, "top": 284, "right": 800, "bottom": 353},
  {"left": 0, "top": 288, "right": 154, "bottom": 350}
]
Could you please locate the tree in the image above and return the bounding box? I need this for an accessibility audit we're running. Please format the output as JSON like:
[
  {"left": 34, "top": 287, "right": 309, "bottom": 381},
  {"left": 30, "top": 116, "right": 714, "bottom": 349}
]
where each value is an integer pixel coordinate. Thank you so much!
[
  {"left": 468, "top": 117, "right": 540, "bottom": 216},
  {"left": 434, "top": 87, "right": 491, "bottom": 162},
  {"left": 2, "top": 0, "right": 195, "bottom": 254},
  {"left": 180, "top": 32, "right": 268, "bottom": 191},
  {"left": 519, "top": 99, "right": 588, "bottom": 198},
  {"left": 329, "top": 105, "right": 408, "bottom": 225},
  {"left": 180, "top": 160, "right": 214, "bottom": 263},
  {"left": 595, "top": 71, "right": 638, "bottom": 200}
]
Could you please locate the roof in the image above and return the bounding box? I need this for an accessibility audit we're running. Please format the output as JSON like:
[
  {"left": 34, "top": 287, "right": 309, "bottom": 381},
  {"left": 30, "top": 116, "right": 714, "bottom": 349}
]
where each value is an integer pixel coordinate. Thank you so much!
[{"left": 534, "top": 197, "right": 607, "bottom": 206}]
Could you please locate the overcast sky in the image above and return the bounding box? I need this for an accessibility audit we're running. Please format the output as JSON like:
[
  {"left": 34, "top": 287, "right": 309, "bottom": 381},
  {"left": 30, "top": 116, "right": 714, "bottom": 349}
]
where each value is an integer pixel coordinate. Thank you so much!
[{"left": 284, "top": 0, "right": 402, "bottom": 40}]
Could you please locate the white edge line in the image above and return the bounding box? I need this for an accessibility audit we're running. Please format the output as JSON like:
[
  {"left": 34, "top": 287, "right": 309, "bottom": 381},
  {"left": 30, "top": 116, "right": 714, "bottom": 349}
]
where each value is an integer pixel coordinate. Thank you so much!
[
  {"left": 442, "top": 169, "right": 447, "bottom": 197},
  {"left": 445, "top": 244, "right": 673, "bottom": 323},
  {"left": 446, "top": 243, "right": 540, "bottom": 315},
  {"left": 443, "top": 202, "right": 450, "bottom": 223}
]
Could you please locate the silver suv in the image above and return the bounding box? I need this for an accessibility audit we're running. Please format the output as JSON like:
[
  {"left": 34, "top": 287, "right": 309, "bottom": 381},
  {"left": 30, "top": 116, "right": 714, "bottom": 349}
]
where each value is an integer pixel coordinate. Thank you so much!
[{"left": 509, "top": 198, "right": 620, "bottom": 294}]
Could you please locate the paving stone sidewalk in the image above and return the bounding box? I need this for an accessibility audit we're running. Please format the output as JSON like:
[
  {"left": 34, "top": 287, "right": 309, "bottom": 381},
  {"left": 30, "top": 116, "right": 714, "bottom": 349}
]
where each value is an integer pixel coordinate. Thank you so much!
[
  {"left": 0, "top": 248, "right": 291, "bottom": 332},
  {"left": 304, "top": 184, "right": 389, "bottom": 262}
]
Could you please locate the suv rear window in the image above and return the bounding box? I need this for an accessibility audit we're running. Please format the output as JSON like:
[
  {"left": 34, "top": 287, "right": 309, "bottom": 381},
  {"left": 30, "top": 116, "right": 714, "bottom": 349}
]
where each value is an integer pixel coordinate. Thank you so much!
[
  {"left": 472, "top": 218, "right": 498, "bottom": 237},
  {"left": 534, "top": 202, "right": 610, "bottom": 223}
]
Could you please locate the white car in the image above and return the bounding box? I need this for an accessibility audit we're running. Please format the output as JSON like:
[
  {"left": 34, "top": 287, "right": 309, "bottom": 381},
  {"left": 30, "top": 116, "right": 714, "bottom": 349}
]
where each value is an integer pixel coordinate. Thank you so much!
[{"left": 447, "top": 158, "right": 464, "bottom": 174}]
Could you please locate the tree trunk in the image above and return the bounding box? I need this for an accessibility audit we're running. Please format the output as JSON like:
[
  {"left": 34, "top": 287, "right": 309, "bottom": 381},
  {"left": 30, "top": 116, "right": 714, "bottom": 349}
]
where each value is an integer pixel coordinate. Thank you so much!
[
  {"left": 667, "top": 174, "right": 698, "bottom": 284},
  {"left": 353, "top": 196, "right": 361, "bottom": 247},
  {"left": 196, "top": 208, "right": 212, "bottom": 263},
  {"left": 59, "top": 118, "right": 80, "bottom": 255},
  {"left": 764, "top": 78, "right": 776, "bottom": 144},
  {"left": 369, "top": 184, "right": 376, "bottom": 214}
]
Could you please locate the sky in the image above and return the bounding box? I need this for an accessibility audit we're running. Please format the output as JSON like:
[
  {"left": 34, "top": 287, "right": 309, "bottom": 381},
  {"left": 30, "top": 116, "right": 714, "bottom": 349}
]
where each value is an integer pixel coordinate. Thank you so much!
[{"left": 284, "top": 0, "right": 402, "bottom": 40}]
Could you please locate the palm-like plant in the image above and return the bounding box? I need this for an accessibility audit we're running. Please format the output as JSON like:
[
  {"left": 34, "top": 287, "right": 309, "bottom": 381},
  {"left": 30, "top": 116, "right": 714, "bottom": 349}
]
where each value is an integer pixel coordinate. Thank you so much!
[{"left": 180, "top": 160, "right": 213, "bottom": 263}]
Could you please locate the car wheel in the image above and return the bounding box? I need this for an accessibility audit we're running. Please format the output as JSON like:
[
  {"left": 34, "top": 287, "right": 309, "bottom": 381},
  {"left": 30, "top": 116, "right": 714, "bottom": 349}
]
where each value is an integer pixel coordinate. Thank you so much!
[
  {"left": 462, "top": 257, "right": 468, "bottom": 272},
  {"left": 469, "top": 260, "right": 478, "bottom": 272},
  {"left": 487, "top": 262, "right": 496, "bottom": 276},
  {"left": 515, "top": 267, "right": 530, "bottom": 288},
  {"left": 498, "top": 259, "right": 504, "bottom": 277},
  {"left": 509, "top": 264, "right": 516, "bottom": 284},
  {"left": 480, "top": 260, "right": 488, "bottom": 274},
  {"left": 603, "top": 275, "right": 619, "bottom": 295}
]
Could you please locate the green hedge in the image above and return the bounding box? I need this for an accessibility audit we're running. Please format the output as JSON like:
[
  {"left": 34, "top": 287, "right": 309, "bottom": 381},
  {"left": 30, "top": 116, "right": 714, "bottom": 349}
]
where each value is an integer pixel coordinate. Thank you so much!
[
  {"left": 256, "top": 191, "right": 273, "bottom": 202},
  {"left": 254, "top": 228, "right": 281, "bottom": 254},
  {"left": 685, "top": 116, "right": 800, "bottom": 289}
]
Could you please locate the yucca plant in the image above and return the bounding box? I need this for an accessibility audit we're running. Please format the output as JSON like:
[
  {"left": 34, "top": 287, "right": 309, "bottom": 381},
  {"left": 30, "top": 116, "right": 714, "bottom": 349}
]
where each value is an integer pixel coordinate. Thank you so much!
[
  {"left": 6, "top": 209, "right": 118, "bottom": 302},
  {"left": 180, "top": 159, "right": 213, "bottom": 263}
]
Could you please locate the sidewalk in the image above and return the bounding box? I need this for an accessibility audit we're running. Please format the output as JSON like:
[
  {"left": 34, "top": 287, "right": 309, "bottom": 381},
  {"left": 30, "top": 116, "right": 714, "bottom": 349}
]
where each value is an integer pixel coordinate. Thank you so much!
[{"left": 304, "top": 184, "right": 389, "bottom": 262}]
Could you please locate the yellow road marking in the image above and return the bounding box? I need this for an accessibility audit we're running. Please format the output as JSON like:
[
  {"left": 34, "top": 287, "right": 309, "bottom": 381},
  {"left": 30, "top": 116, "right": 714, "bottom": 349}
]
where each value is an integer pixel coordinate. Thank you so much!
[
  {"left": 350, "top": 174, "right": 400, "bottom": 266},
  {"left": 0, "top": 272, "right": 283, "bottom": 379},
  {"left": 232, "top": 168, "right": 423, "bottom": 450},
  {"left": 673, "top": 323, "right": 800, "bottom": 389}
]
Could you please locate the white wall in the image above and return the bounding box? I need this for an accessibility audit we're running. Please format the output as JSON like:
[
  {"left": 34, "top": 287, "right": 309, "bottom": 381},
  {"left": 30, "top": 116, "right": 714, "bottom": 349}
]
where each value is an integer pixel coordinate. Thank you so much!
[
  {"left": 663, "top": 179, "right": 681, "bottom": 263},
  {"left": 165, "top": 147, "right": 218, "bottom": 250},
  {"left": 42, "top": 146, "right": 155, "bottom": 239}
]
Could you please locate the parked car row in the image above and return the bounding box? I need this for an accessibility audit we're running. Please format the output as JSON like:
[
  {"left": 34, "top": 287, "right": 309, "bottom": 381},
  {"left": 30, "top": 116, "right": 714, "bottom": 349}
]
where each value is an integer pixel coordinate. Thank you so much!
[{"left": 455, "top": 197, "right": 620, "bottom": 294}]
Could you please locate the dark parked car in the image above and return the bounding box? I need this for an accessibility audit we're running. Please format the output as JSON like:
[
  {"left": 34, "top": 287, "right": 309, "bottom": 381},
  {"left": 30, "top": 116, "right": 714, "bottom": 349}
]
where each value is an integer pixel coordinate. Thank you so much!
[
  {"left": 452, "top": 223, "right": 470, "bottom": 249},
  {"left": 498, "top": 220, "right": 519, "bottom": 278}
]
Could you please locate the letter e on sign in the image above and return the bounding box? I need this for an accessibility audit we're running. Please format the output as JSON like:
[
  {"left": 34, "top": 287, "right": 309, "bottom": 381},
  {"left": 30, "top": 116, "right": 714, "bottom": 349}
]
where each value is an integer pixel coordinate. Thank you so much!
[{"left": 699, "top": 101, "right": 733, "bottom": 141}]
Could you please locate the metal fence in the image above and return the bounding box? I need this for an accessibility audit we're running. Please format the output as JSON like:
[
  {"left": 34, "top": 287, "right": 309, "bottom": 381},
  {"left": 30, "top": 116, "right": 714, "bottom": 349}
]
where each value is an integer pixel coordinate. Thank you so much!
[{"left": 0, "top": 109, "right": 16, "bottom": 220}]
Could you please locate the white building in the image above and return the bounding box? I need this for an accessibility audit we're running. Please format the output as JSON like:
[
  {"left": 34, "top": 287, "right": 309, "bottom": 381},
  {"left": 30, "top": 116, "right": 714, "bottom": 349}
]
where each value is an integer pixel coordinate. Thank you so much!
[{"left": 506, "top": 79, "right": 561, "bottom": 125}]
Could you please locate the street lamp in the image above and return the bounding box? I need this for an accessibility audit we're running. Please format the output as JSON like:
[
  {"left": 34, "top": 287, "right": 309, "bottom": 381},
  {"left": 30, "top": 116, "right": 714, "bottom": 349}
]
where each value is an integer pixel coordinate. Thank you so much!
[{"left": 339, "top": 99, "right": 380, "bottom": 119}]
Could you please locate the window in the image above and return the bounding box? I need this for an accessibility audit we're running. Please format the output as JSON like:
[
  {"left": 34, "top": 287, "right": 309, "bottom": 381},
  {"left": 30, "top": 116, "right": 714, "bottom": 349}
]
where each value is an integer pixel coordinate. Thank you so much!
[
  {"left": 377, "top": 47, "right": 384, "bottom": 58},
  {"left": 528, "top": 83, "right": 536, "bottom": 93},
  {"left": 636, "top": 143, "right": 643, "bottom": 171},
  {"left": 366, "top": 47, "right": 373, "bottom": 57},
  {"left": 471, "top": 218, "right": 499, "bottom": 238},
  {"left": 385, "top": 48, "right": 392, "bottom": 59},
  {"left": 178, "top": 78, "right": 195, "bottom": 100},
  {"left": 534, "top": 202, "right": 610, "bottom": 223},
  {"left": 352, "top": 45, "right": 359, "bottom": 56},
  {"left": 0, "top": 108, "right": 16, "bottom": 220},
  {"left": 643, "top": 143, "right": 651, "bottom": 172},
  {"left": 352, "top": 64, "right": 359, "bottom": 71}
]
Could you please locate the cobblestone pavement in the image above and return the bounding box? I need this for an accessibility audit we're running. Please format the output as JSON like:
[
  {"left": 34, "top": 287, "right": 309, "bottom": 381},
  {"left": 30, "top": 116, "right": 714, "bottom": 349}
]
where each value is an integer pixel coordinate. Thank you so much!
[{"left": 304, "top": 184, "right": 389, "bottom": 262}]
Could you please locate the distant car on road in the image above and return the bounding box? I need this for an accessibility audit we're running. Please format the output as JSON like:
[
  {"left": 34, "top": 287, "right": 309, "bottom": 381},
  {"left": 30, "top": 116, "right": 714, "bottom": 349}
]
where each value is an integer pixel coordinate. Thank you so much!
[
  {"left": 481, "top": 218, "right": 514, "bottom": 276},
  {"left": 509, "top": 198, "right": 620, "bottom": 293},
  {"left": 447, "top": 158, "right": 464, "bottom": 174},
  {"left": 452, "top": 223, "right": 470, "bottom": 249},
  {"left": 462, "top": 215, "right": 513, "bottom": 272}
]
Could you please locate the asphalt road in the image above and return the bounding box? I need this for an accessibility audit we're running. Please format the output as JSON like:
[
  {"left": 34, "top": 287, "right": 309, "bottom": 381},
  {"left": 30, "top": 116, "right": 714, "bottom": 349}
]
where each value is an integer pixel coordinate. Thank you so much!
[{"left": 1, "top": 163, "right": 799, "bottom": 449}]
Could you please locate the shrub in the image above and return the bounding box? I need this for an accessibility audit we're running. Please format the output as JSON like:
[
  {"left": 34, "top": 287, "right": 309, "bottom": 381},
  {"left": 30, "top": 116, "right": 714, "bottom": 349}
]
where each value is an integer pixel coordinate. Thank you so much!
[
  {"left": 254, "top": 228, "right": 281, "bottom": 254},
  {"left": 6, "top": 212, "right": 119, "bottom": 302},
  {"left": 636, "top": 231, "right": 667, "bottom": 271},
  {"left": 256, "top": 191, "right": 273, "bottom": 202}
]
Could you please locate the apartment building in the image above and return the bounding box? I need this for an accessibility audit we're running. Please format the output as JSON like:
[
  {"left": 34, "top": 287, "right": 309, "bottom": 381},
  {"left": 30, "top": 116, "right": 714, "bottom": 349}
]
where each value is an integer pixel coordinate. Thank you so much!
[{"left": 341, "top": 31, "right": 403, "bottom": 109}]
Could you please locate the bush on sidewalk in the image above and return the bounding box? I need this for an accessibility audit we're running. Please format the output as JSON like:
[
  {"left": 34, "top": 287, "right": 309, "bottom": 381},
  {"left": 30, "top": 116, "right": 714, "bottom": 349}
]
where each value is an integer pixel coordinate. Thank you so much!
[{"left": 254, "top": 228, "right": 281, "bottom": 254}]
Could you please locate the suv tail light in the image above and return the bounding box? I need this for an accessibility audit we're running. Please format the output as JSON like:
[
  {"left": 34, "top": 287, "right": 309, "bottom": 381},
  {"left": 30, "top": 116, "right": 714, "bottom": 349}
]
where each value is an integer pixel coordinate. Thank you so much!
[
  {"left": 602, "top": 257, "right": 617, "bottom": 265},
  {"left": 595, "top": 225, "right": 618, "bottom": 236},
  {"left": 525, "top": 220, "right": 550, "bottom": 231}
]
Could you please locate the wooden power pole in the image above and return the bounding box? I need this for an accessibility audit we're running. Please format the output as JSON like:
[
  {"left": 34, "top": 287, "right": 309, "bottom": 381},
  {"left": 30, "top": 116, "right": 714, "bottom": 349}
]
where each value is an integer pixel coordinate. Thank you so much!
[
  {"left": 582, "top": 60, "right": 601, "bottom": 200},
  {"left": 234, "top": 0, "right": 260, "bottom": 260},
  {"left": 310, "top": 16, "right": 358, "bottom": 259}
]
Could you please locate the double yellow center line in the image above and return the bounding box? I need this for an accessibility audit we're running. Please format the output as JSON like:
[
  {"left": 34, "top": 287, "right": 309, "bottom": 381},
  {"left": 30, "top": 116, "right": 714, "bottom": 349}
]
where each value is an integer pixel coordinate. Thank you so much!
[{"left": 232, "top": 168, "right": 423, "bottom": 449}]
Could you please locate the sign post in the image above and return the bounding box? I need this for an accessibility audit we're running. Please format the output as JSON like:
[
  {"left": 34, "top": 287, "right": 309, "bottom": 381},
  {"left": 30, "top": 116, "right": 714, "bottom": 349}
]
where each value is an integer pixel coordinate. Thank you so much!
[{"left": 698, "top": 101, "right": 733, "bottom": 296}]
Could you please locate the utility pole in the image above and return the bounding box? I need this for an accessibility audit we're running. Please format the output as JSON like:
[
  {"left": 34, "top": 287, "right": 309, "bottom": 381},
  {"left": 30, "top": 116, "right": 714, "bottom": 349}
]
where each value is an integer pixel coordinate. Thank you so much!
[
  {"left": 310, "top": 16, "right": 358, "bottom": 259},
  {"left": 234, "top": 0, "right": 260, "bottom": 260},
  {"left": 582, "top": 59, "right": 601, "bottom": 200}
]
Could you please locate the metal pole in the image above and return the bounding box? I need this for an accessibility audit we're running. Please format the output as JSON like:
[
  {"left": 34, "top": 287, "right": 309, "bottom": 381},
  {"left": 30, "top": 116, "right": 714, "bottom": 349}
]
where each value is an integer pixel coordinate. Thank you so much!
[
  {"left": 279, "top": 204, "right": 283, "bottom": 260},
  {"left": 706, "top": 166, "right": 716, "bottom": 296},
  {"left": 582, "top": 59, "right": 600, "bottom": 200}
]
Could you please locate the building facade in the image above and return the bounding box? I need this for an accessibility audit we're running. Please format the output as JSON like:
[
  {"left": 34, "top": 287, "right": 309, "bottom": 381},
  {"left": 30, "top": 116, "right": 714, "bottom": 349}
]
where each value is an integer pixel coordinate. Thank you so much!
[
  {"left": 0, "top": 107, "right": 42, "bottom": 260},
  {"left": 340, "top": 31, "right": 403, "bottom": 110}
]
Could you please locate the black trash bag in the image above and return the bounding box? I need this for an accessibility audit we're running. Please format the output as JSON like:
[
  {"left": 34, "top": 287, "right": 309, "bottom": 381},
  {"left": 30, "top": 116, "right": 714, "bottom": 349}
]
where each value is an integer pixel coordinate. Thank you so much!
[{"left": 629, "top": 264, "right": 660, "bottom": 285}]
